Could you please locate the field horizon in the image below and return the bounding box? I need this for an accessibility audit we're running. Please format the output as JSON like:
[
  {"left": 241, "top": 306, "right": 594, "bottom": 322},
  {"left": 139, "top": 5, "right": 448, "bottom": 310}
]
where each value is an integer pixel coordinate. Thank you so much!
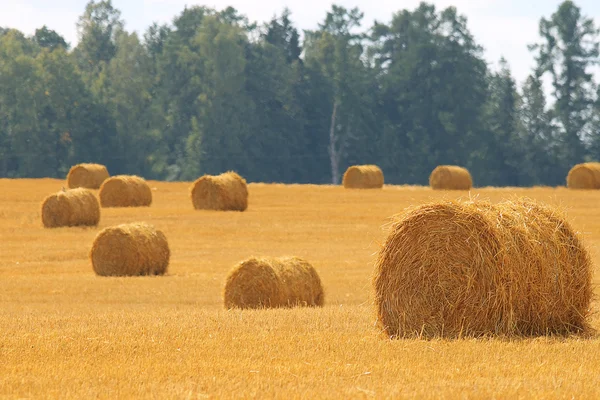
[{"left": 2, "top": 178, "right": 600, "bottom": 398}]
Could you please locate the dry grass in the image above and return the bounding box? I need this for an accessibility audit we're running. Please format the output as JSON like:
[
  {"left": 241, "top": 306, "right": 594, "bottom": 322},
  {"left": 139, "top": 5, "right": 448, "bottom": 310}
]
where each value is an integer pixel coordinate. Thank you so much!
[{"left": 2, "top": 179, "right": 600, "bottom": 398}]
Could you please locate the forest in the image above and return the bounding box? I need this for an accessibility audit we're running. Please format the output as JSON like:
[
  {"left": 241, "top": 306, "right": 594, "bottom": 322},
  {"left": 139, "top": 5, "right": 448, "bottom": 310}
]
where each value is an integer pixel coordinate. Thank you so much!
[{"left": 0, "top": 0, "right": 599, "bottom": 186}]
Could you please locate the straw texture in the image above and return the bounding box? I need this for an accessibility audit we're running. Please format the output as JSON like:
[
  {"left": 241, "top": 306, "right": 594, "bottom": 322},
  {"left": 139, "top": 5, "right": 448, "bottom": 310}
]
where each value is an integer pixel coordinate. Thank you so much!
[
  {"left": 67, "top": 163, "right": 109, "bottom": 189},
  {"left": 90, "top": 222, "right": 170, "bottom": 276},
  {"left": 566, "top": 162, "right": 600, "bottom": 189},
  {"left": 41, "top": 188, "right": 100, "bottom": 228},
  {"left": 99, "top": 175, "right": 152, "bottom": 207},
  {"left": 224, "top": 257, "right": 324, "bottom": 309},
  {"left": 374, "top": 199, "right": 592, "bottom": 338},
  {"left": 190, "top": 171, "right": 248, "bottom": 211},
  {"left": 342, "top": 165, "right": 384, "bottom": 189},
  {"left": 429, "top": 165, "right": 472, "bottom": 190}
]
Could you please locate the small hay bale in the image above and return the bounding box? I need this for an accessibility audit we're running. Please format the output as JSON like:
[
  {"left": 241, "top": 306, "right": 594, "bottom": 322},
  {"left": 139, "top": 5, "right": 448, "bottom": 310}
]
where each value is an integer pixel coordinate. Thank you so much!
[
  {"left": 66, "top": 163, "right": 109, "bottom": 189},
  {"left": 90, "top": 222, "right": 170, "bottom": 276},
  {"left": 41, "top": 188, "right": 100, "bottom": 228},
  {"left": 373, "top": 199, "right": 592, "bottom": 339},
  {"left": 99, "top": 175, "right": 152, "bottom": 208},
  {"left": 342, "top": 165, "right": 384, "bottom": 189},
  {"left": 224, "top": 257, "right": 324, "bottom": 309},
  {"left": 566, "top": 162, "right": 600, "bottom": 189},
  {"left": 429, "top": 165, "right": 472, "bottom": 190},
  {"left": 190, "top": 171, "right": 248, "bottom": 211}
]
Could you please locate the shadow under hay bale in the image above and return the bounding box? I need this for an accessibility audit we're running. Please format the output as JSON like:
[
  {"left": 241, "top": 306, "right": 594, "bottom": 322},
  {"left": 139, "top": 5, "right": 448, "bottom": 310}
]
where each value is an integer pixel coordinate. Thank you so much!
[
  {"left": 90, "top": 222, "right": 170, "bottom": 276},
  {"left": 41, "top": 188, "right": 100, "bottom": 228},
  {"left": 67, "top": 163, "right": 109, "bottom": 189},
  {"left": 190, "top": 171, "right": 248, "bottom": 211},
  {"left": 567, "top": 162, "right": 600, "bottom": 189},
  {"left": 342, "top": 165, "right": 384, "bottom": 189},
  {"left": 224, "top": 257, "right": 324, "bottom": 309},
  {"left": 373, "top": 199, "right": 592, "bottom": 339},
  {"left": 99, "top": 175, "right": 152, "bottom": 208},
  {"left": 429, "top": 165, "right": 472, "bottom": 190}
]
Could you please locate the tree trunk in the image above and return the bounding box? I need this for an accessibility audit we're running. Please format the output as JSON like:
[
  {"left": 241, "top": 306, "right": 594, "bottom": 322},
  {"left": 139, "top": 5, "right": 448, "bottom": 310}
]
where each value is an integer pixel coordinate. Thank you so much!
[{"left": 328, "top": 101, "right": 341, "bottom": 184}]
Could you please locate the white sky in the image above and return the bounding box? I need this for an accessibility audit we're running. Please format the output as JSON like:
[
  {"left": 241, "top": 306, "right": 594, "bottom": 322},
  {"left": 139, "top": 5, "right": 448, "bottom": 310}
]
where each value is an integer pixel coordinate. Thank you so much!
[{"left": 1, "top": 0, "right": 599, "bottom": 86}]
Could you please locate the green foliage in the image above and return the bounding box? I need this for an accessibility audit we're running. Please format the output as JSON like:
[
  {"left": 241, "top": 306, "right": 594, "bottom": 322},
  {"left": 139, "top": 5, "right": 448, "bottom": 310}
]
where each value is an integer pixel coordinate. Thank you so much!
[
  {"left": 34, "top": 26, "right": 69, "bottom": 50},
  {"left": 1, "top": 1, "right": 599, "bottom": 186}
]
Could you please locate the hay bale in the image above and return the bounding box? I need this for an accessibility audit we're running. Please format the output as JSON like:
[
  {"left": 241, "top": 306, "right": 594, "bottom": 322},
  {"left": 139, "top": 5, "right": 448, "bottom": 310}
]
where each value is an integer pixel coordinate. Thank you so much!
[
  {"left": 41, "top": 188, "right": 100, "bottom": 228},
  {"left": 373, "top": 199, "right": 592, "bottom": 338},
  {"left": 342, "top": 165, "right": 384, "bottom": 189},
  {"left": 566, "top": 162, "right": 600, "bottom": 189},
  {"left": 429, "top": 165, "right": 472, "bottom": 190},
  {"left": 99, "top": 175, "right": 152, "bottom": 208},
  {"left": 90, "top": 222, "right": 170, "bottom": 276},
  {"left": 224, "top": 257, "right": 324, "bottom": 309},
  {"left": 190, "top": 171, "right": 248, "bottom": 211},
  {"left": 66, "top": 163, "right": 109, "bottom": 189}
]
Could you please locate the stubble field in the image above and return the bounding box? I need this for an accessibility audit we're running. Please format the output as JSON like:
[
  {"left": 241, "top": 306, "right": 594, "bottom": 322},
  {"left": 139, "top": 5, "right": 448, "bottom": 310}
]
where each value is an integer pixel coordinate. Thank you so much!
[{"left": 1, "top": 178, "right": 600, "bottom": 399}]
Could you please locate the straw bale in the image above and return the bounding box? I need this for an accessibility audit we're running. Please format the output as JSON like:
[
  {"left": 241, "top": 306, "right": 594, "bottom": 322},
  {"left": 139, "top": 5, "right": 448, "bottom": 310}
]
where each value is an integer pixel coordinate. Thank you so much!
[
  {"left": 224, "top": 257, "right": 324, "bottom": 309},
  {"left": 41, "top": 188, "right": 100, "bottom": 228},
  {"left": 190, "top": 171, "right": 248, "bottom": 211},
  {"left": 90, "top": 222, "right": 170, "bottom": 276},
  {"left": 429, "top": 165, "right": 472, "bottom": 190},
  {"left": 99, "top": 175, "right": 152, "bottom": 207},
  {"left": 66, "top": 163, "right": 109, "bottom": 189},
  {"left": 373, "top": 199, "right": 592, "bottom": 338},
  {"left": 342, "top": 165, "right": 384, "bottom": 189},
  {"left": 566, "top": 162, "right": 600, "bottom": 189}
]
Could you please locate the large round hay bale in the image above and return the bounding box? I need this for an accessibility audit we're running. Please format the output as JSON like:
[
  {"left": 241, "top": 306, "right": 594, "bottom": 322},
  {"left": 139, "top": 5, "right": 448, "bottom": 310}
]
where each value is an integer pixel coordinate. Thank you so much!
[
  {"left": 429, "top": 165, "right": 472, "bottom": 190},
  {"left": 41, "top": 188, "right": 100, "bottom": 228},
  {"left": 190, "top": 171, "right": 248, "bottom": 211},
  {"left": 373, "top": 199, "right": 592, "bottom": 338},
  {"left": 66, "top": 163, "right": 109, "bottom": 189},
  {"left": 90, "top": 222, "right": 170, "bottom": 276},
  {"left": 342, "top": 165, "right": 384, "bottom": 189},
  {"left": 566, "top": 162, "right": 600, "bottom": 189},
  {"left": 224, "top": 257, "right": 324, "bottom": 309},
  {"left": 99, "top": 175, "right": 152, "bottom": 208}
]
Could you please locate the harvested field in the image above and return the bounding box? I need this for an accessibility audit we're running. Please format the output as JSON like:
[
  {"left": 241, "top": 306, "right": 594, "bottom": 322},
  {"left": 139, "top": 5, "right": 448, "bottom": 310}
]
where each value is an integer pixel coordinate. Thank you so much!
[{"left": 1, "top": 179, "right": 600, "bottom": 398}]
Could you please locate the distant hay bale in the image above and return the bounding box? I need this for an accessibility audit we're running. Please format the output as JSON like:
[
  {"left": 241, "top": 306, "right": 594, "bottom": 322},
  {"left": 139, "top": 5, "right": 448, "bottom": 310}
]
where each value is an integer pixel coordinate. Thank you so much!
[
  {"left": 190, "top": 171, "right": 248, "bottom": 211},
  {"left": 342, "top": 165, "right": 384, "bottom": 189},
  {"left": 41, "top": 188, "right": 100, "bottom": 228},
  {"left": 66, "top": 163, "right": 109, "bottom": 189},
  {"left": 373, "top": 199, "right": 592, "bottom": 339},
  {"left": 429, "top": 165, "right": 472, "bottom": 190},
  {"left": 224, "top": 257, "right": 324, "bottom": 309},
  {"left": 566, "top": 162, "right": 600, "bottom": 189},
  {"left": 99, "top": 175, "right": 152, "bottom": 208},
  {"left": 90, "top": 222, "right": 170, "bottom": 276}
]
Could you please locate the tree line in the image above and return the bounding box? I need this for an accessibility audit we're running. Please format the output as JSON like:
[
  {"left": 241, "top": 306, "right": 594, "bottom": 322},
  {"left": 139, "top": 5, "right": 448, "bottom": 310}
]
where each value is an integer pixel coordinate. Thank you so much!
[{"left": 0, "top": 0, "right": 599, "bottom": 186}]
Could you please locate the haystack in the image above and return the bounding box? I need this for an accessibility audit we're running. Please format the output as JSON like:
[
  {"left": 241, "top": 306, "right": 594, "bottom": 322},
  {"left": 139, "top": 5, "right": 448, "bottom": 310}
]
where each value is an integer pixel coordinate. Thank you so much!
[
  {"left": 224, "top": 257, "right": 324, "bottom": 309},
  {"left": 373, "top": 199, "right": 592, "bottom": 338},
  {"left": 342, "top": 165, "right": 384, "bottom": 189},
  {"left": 190, "top": 171, "right": 248, "bottom": 211},
  {"left": 90, "top": 222, "right": 170, "bottom": 276},
  {"left": 99, "top": 175, "right": 152, "bottom": 207},
  {"left": 429, "top": 165, "right": 472, "bottom": 190},
  {"left": 41, "top": 188, "right": 100, "bottom": 228},
  {"left": 566, "top": 162, "right": 600, "bottom": 189},
  {"left": 67, "top": 163, "right": 109, "bottom": 189}
]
